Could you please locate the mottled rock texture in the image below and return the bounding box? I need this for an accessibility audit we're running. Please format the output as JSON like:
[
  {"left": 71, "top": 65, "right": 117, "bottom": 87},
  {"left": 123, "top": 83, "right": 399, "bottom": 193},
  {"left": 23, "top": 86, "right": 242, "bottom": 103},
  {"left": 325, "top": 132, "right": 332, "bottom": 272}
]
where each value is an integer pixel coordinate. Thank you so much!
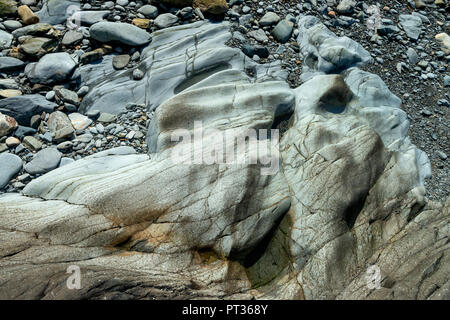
[{"left": 0, "top": 20, "right": 448, "bottom": 300}]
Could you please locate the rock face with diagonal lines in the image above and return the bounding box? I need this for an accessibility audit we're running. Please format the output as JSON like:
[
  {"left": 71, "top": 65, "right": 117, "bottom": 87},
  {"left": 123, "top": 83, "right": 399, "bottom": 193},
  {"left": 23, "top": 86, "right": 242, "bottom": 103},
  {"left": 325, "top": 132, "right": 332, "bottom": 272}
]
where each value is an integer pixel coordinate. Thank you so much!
[{"left": 0, "top": 18, "right": 448, "bottom": 300}]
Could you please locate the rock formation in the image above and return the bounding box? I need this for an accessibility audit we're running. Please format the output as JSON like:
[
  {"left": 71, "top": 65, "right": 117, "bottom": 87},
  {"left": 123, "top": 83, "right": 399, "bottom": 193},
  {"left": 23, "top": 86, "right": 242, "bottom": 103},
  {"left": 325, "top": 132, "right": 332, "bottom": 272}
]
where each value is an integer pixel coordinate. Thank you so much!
[{"left": 0, "top": 16, "right": 448, "bottom": 300}]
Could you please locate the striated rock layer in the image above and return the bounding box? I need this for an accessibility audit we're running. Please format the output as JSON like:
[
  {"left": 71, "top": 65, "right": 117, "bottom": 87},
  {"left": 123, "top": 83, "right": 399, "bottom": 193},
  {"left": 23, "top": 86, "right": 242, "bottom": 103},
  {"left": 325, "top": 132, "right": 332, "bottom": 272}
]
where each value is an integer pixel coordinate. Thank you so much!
[{"left": 0, "top": 18, "right": 448, "bottom": 300}]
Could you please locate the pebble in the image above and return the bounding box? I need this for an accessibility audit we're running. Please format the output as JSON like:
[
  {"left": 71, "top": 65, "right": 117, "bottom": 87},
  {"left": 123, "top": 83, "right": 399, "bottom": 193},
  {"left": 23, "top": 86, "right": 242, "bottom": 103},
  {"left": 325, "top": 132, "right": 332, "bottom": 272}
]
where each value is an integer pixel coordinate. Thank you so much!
[
  {"left": 154, "top": 13, "right": 178, "bottom": 29},
  {"left": 22, "top": 136, "right": 42, "bottom": 151},
  {"left": 133, "top": 68, "right": 144, "bottom": 80}
]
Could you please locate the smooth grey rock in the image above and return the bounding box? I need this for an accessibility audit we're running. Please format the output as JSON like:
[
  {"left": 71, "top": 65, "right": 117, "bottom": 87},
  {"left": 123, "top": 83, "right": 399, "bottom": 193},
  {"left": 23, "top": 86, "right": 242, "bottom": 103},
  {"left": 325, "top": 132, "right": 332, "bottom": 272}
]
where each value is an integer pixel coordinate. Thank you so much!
[
  {"left": 76, "top": 86, "right": 89, "bottom": 97},
  {"left": 137, "top": 5, "right": 158, "bottom": 18},
  {"left": 59, "top": 157, "right": 75, "bottom": 167},
  {"left": 3, "top": 20, "right": 22, "bottom": 31},
  {"left": 259, "top": 12, "right": 280, "bottom": 26},
  {"left": 272, "top": 19, "right": 294, "bottom": 43},
  {"left": 25, "top": 52, "right": 77, "bottom": 85},
  {"left": 0, "top": 94, "right": 57, "bottom": 126},
  {"left": 24, "top": 148, "right": 61, "bottom": 175},
  {"left": 89, "top": 21, "right": 151, "bottom": 46},
  {"left": 179, "top": 7, "right": 194, "bottom": 19},
  {"left": 0, "top": 79, "right": 19, "bottom": 90},
  {"left": 79, "top": 21, "right": 287, "bottom": 115},
  {"left": 444, "top": 75, "right": 450, "bottom": 87},
  {"left": 0, "top": 29, "right": 13, "bottom": 50},
  {"left": 19, "top": 37, "right": 57, "bottom": 57},
  {"left": 399, "top": 14, "right": 422, "bottom": 40},
  {"left": 74, "top": 133, "right": 93, "bottom": 143},
  {"left": 0, "top": 153, "right": 22, "bottom": 189},
  {"left": 62, "top": 30, "right": 83, "bottom": 45},
  {"left": 0, "top": 57, "right": 25, "bottom": 72},
  {"left": 407, "top": 47, "right": 419, "bottom": 64},
  {"left": 154, "top": 13, "right": 178, "bottom": 29},
  {"left": 14, "top": 127, "right": 36, "bottom": 140}
]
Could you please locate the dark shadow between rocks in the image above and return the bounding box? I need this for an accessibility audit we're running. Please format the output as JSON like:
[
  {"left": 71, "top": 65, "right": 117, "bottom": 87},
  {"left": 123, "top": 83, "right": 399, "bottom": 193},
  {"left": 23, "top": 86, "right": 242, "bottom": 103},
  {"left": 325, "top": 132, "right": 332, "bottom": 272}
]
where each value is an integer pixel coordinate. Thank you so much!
[
  {"left": 344, "top": 190, "right": 368, "bottom": 229},
  {"left": 229, "top": 198, "right": 291, "bottom": 269}
]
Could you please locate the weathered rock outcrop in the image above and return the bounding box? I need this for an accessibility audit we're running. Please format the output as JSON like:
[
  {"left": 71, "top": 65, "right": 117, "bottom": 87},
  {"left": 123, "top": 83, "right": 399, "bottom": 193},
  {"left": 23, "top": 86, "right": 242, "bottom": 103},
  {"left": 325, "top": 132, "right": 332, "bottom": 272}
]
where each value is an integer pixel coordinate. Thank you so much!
[
  {"left": 0, "top": 19, "right": 448, "bottom": 300},
  {"left": 79, "top": 21, "right": 287, "bottom": 115}
]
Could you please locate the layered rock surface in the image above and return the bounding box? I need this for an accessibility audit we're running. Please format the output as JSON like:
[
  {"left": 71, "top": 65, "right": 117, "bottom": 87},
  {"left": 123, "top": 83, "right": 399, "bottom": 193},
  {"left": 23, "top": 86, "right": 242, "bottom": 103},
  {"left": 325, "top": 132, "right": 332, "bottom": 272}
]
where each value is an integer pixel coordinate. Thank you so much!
[{"left": 0, "top": 18, "right": 448, "bottom": 300}]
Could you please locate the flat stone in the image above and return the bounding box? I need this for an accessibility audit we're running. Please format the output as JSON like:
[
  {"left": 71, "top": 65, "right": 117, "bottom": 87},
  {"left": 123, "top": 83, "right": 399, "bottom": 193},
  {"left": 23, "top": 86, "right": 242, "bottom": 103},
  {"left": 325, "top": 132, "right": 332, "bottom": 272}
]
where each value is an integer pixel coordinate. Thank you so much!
[
  {"left": 0, "top": 56, "right": 25, "bottom": 72},
  {"left": 3, "top": 20, "right": 22, "bottom": 31},
  {"left": 75, "top": 133, "right": 93, "bottom": 143},
  {"left": 19, "top": 37, "right": 57, "bottom": 57},
  {"left": 112, "top": 54, "right": 130, "bottom": 70},
  {"left": 14, "top": 126, "right": 36, "bottom": 139},
  {"left": 0, "top": 79, "right": 19, "bottom": 89},
  {"left": 11, "top": 23, "right": 53, "bottom": 38},
  {"left": 0, "top": 29, "right": 13, "bottom": 50},
  {"left": 248, "top": 29, "right": 269, "bottom": 43},
  {"left": 62, "top": 30, "right": 83, "bottom": 45},
  {"left": 97, "top": 113, "right": 116, "bottom": 123},
  {"left": 24, "top": 147, "right": 61, "bottom": 174},
  {"left": 137, "top": 5, "right": 158, "bottom": 18},
  {"left": 407, "top": 47, "right": 419, "bottom": 64},
  {"left": 89, "top": 21, "right": 151, "bottom": 46},
  {"left": 22, "top": 135, "right": 42, "bottom": 151},
  {"left": 0, "top": 94, "right": 57, "bottom": 126},
  {"left": 259, "top": 12, "right": 280, "bottom": 26},
  {"left": 56, "top": 141, "right": 73, "bottom": 151},
  {"left": 80, "top": 49, "right": 103, "bottom": 64},
  {"left": 399, "top": 14, "right": 422, "bottom": 40},
  {"left": 272, "top": 20, "right": 294, "bottom": 43},
  {"left": 68, "top": 113, "right": 92, "bottom": 130},
  {"left": 0, "top": 153, "right": 22, "bottom": 189},
  {"left": 154, "top": 13, "right": 178, "bottom": 29},
  {"left": 25, "top": 52, "right": 77, "bottom": 85},
  {"left": 59, "top": 157, "right": 74, "bottom": 167}
]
